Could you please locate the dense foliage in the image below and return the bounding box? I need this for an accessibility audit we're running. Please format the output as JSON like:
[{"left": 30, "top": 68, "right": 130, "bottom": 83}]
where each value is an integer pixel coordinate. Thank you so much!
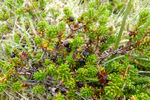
[{"left": 0, "top": 0, "right": 150, "bottom": 100}]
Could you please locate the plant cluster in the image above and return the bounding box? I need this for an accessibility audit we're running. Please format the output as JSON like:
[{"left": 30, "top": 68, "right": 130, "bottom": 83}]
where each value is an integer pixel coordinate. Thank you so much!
[{"left": 0, "top": 0, "right": 150, "bottom": 100}]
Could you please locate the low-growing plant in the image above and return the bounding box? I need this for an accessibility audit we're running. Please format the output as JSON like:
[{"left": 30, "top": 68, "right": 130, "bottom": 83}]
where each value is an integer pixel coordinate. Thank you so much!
[{"left": 0, "top": 0, "right": 149, "bottom": 99}]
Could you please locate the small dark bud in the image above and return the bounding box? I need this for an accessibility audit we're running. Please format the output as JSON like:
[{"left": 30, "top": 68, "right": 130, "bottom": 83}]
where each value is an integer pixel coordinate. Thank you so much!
[
  {"left": 64, "top": 41, "right": 70, "bottom": 47},
  {"left": 83, "top": 52, "right": 90, "bottom": 57},
  {"left": 103, "top": 76, "right": 107, "bottom": 81},
  {"left": 66, "top": 48, "right": 71, "bottom": 52},
  {"left": 10, "top": 52, "right": 15, "bottom": 58},
  {"left": 69, "top": 16, "right": 74, "bottom": 22},
  {"left": 41, "top": 7, "right": 44, "bottom": 10},
  {"left": 79, "top": 57, "right": 84, "bottom": 63},
  {"left": 129, "top": 32, "right": 132, "bottom": 37},
  {"left": 77, "top": 82, "right": 84, "bottom": 88}
]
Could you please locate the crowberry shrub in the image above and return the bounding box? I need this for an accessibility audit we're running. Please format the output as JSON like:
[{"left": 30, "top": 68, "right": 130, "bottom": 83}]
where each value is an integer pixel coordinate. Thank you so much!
[{"left": 0, "top": 0, "right": 150, "bottom": 100}]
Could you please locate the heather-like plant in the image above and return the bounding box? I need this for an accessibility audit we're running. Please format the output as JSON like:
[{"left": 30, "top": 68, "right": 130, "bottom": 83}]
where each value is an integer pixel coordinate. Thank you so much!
[{"left": 0, "top": 0, "right": 149, "bottom": 99}]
